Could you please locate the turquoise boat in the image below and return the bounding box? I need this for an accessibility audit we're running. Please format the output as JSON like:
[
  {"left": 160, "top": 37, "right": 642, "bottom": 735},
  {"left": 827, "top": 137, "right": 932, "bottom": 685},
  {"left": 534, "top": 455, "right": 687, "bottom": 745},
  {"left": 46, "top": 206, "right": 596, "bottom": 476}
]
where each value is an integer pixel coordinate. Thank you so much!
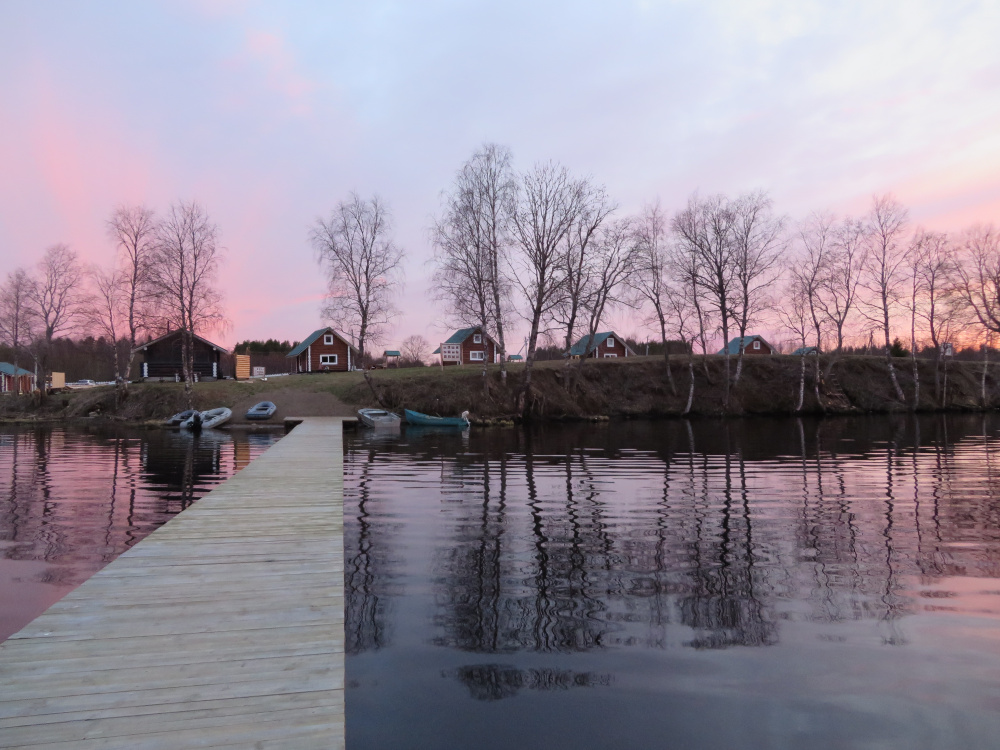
[{"left": 404, "top": 409, "right": 470, "bottom": 428}]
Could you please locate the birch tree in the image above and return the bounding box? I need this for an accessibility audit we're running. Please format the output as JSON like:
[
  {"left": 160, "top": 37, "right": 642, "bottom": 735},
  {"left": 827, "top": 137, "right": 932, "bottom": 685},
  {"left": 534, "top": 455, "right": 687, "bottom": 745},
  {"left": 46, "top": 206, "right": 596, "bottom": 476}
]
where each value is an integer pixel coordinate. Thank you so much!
[
  {"left": 106, "top": 204, "right": 156, "bottom": 396},
  {"left": 818, "top": 216, "right": 867, "bottom": 353},
  {"left": 0, "top": 269, "right": 37, "bottom": 395},
  {"left": 861, "top": 194, "right": 908, "bottom": 402},
  {"left": 912, "top": 231, "right": 960, "bottom": 405},
  {"left": 508, "top": 161, "right": 583, "bottom": 413},
  {"left": 149, "top": 201, "right": 226, "bottom": 406},
  {"left": 793, "top": 213, "right": 836, "bottom": 409},
  {"left": 730, "top": 190, "right": 785, "bottom": 385},
  {"left": 432, "top": 144, "right": 515, "bottom": 384},
  {"left": 312, "top": 193, "right": 405, "bottom": 368},
  {"left": 29, "top": 244, "right": 90, "bottom": 380},
  {"left": 634, "top": 200, "right": 677, "bottom": 393},
  {"left": 673, "top": 194, "right": 737, "bottom": 409},
  {"left": 953, "top": 224, "right": 1000, "bottom": 405}
]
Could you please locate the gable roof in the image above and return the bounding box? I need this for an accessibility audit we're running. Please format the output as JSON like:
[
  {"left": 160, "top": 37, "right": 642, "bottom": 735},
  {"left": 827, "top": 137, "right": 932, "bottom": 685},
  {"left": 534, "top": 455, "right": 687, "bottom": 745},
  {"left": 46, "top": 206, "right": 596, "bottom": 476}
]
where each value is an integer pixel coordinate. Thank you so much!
[
  {"left": 791, "top": 346, "right": 819, "bottom": 355},
  {"left": 566, "top": 331, "right": 635, "bottom": 357},
  {"left": 134, "top": 329, "right": 226, "bottom": 353},
  {"left": 0, "top": 362, "right": 33, "bottom": 377},
  {"left": 431, "top": 326, "right": 495, "bottom": 354},
  {"left": 286, "top": 327, "right": 357, "bottom": 358},
  {"left": 718, "top": 335, "right": 771, "bottom": 355}
]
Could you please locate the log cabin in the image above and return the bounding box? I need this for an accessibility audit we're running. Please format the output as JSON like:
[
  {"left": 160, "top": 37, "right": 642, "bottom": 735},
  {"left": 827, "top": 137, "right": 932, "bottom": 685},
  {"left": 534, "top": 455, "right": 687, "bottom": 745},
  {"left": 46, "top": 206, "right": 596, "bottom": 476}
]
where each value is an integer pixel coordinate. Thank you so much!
[
  {"left": 566, "top": 331, "right": 636, "bottom": 359},
  {"left": 134, "top": 330, "right": 227, "bottom": 381}
]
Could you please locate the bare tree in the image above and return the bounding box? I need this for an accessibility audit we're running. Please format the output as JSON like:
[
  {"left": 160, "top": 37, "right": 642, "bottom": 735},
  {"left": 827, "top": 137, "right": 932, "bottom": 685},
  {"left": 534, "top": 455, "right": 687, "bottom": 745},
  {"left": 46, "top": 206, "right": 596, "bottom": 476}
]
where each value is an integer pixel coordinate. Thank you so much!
[
  {"left": 730, "top": 190, "right": 785, "bottom": 384},
  {"left": 29, "top": 244, "right": 90, "bottom": 380},
  {"left": 953, "top": 224, "right": 1000, "bottom": 405},
  {"left": 634, "top": 200, "right": 677, "bottom": 393},
  {"left": 149, "top": 201, "right": 226, "bottom": 406},
  {"left": 673, "top": 193, "right": 737, "bottom": 409},
  {"left": 312, "top": 193, "right": 404, "bottom": 369},
  {"left": 0, "top": 269, "right": 37, "bottom": 394},
  {"left": 89, "top": 266, "right": 129, "bottom": 396},
  {"left": 399, "top": 334, "right": 429, "bottom": 366},
  {"left": 508, "top": 161, "right": 583, "bottom": 414},
  {"left": 911, "top": 231, "right": 961, "bottom": 406},
  {"left": 793, "top": 213, "right": 836, "bottom": 409},
  {"left": 106, "top": 204, "right": 156, "bottom": 396},
  {"left": 818, "top": 216, "right": 867, "bottom": 353},
  {"left": 575, "top": 216, "right": 639, "bottom": 366},
  {"left": 780, "top": 279, "right": 812, "bottom": 412},
  {"left": 551, "top": 181, "right": 615, "bottom": 351},
  {"left": 432, "top": 145, "right": 515, "bottom": 386},
  {"left": 860, "top": 194, "right": 909, "bottom": 402}
]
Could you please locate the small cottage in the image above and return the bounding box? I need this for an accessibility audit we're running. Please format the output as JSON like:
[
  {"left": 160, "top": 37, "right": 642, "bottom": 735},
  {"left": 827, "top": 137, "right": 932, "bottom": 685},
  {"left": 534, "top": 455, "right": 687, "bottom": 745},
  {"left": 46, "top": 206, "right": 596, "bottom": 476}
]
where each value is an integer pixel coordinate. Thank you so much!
[
  {"left": 0, "top": 363, "right": 35, "bottom": 393},
  {"left": 432, "top": 326, "right": 500, "bottom": 366},
  {"left": 134, "top": 330, "right": 227, "bottom": 381},
  {"left": 791, "top": 345, "right": 819, "bottom": 356},
  {"left": 286, "top": 327, "right": 357, "bottom": 373},
  {"left": 566, "top": 332, "right": 635, "bottom": 359},
  {"left": 719, "top": 335, "right": 774, "bottom": 356}
]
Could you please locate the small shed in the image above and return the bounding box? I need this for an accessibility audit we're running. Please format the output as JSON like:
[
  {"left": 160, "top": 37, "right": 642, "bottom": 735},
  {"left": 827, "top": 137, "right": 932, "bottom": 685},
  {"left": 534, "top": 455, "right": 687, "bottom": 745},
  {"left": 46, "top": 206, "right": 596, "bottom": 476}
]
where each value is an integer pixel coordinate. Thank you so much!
[
  {"left": 718, "top": 335, "right": 774, "bottom": 356},
  {"left": 791, "top": 346, "right": 819, "bottom": 356},
  {"left": 287, "top": 327, "right": 357, "bottom": 373},
  {"left": 134, "top": 330, "right": 226, "bottom": 381},
  {"left": 432, "top": 326, "right": 499, "bottom": 366},
  {"left": 566, "top": 332, "right": 635, "bottom": 359},
  {"left": 508, "top": 354, "right": 524, "bottom": 363},
  {"left": 384, "top": 350, "right": 401, "bottom": 368},
  {"left": 0, "top": 363, "right": 35, "bottom": 393}
]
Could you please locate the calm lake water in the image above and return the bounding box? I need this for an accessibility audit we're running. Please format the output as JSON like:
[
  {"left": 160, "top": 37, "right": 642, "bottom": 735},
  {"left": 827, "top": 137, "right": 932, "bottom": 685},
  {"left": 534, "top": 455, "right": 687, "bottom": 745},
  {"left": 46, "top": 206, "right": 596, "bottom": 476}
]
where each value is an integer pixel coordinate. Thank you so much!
[
  {"left": 0, "top": 424, "right": 281, "bottom": 640},
  {"left": 5, "top": 417, "right": 1000, "bottom": 747},
  {"left": 344, "top": 416, "right": 1000, "bottom": 750}
]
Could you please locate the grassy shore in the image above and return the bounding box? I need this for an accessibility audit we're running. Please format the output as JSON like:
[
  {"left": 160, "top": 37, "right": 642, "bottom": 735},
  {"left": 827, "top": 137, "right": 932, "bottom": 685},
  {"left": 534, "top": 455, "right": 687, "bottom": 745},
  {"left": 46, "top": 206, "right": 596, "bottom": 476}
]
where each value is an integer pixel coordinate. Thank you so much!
[{"left": 2, "top": 354, "right": 999, "bottom": 425}]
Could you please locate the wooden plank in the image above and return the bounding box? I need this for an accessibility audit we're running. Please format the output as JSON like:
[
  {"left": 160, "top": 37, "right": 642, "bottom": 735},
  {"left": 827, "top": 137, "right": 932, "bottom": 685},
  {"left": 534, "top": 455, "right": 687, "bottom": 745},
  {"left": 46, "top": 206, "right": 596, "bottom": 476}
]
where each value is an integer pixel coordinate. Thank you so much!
[{"left": 0, "top": 418, "right": 345, "bottom": 749}]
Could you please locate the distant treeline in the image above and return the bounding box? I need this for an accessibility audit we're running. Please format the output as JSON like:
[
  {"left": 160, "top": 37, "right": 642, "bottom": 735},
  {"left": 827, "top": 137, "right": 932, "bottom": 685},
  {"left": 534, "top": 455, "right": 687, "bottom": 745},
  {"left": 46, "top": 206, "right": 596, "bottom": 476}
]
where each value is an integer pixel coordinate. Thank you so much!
[{"left": 233, "top": 339, "right": 298, "bottom": 355}]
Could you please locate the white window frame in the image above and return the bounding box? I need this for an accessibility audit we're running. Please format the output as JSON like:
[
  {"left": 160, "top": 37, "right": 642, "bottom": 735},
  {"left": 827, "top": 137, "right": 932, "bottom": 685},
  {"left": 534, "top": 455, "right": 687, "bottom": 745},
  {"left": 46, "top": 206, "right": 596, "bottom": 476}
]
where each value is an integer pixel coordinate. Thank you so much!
[
  {"left": 603, "top": 353, "right": 617, "bottom": 358},
  {"left": 473, "top": 333, "right": 482, "bottom": 344},
  {"left": 607, "top": 337, "right": 615, "bottom": 348},
  {"left": 324, "top": 334, "right": 334, "bottom": 345},
  {"left": 469, "top": 350, "right": 485, "bottom": 361},
  {"left": 320, "top": 354, "right": 338, "bottom": 366},
  {"left": 753, "top": 340, "right": 761, "bottom": 350}
]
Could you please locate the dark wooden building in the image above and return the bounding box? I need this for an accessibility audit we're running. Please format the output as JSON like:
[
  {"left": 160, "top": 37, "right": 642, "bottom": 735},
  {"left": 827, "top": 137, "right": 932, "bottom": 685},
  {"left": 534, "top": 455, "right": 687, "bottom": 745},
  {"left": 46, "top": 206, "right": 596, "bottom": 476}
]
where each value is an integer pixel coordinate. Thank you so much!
[
  {"left": 286, "top": 327, "right": 357, "bottom": 373},
  {"left": 134, "top": 330, "right": 227, "bottom": 381},
  {"left": 433, "top": 326, "right": 500, "bottom": 366},
  {"left": 566, "top": 331, "right": 636, "bottom": 359}
]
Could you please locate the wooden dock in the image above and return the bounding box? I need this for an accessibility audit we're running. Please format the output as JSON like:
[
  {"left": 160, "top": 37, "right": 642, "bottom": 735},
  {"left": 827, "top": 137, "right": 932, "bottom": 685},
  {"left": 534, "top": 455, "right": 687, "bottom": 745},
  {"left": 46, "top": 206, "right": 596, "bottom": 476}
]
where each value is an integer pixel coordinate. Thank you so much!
[{"left": 0, "top": 417, "right": 345, "bottom": 749}]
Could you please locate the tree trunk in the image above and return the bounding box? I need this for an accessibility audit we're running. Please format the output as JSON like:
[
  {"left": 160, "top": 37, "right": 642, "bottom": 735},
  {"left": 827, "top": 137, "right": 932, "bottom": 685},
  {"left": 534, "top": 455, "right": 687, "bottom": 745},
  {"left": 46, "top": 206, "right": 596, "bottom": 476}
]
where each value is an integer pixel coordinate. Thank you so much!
[
  {"left": 658, "top": 314, "right": 676, "bottom": 395},
  {"left": 796, "top": 351, "right": 806, "bottom": 412},
  {"left": 982, "top": 344, "right": 990, "bottom": 407},
  {"left": 683, "top": 357, "right": 695, "bottom": 415}
]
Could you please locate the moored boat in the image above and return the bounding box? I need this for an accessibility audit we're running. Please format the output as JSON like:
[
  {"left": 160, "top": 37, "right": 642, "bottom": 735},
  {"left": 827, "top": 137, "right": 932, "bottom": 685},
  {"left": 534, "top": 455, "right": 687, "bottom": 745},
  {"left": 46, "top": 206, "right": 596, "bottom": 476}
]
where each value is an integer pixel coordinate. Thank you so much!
[
  {"left": 245, "top": 401, "right": 277, "bottom": 420},
  {"left": 357, "top": 408, "right": 401, "bottom": 428},
  {"left": 404, "top": 409, "right": 470, "bottom": 428},
  {"left": 181, "top": 407, "right": 233, "bottom": 430},
  {"left": 164, "top": 409, "right": 198, "bottom": 427}
]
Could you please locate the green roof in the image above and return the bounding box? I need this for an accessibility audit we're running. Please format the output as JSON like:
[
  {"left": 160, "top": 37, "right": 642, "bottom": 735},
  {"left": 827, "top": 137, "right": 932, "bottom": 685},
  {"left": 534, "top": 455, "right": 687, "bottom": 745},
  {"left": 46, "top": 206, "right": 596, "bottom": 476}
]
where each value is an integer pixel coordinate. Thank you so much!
[
  {"left": 718, "top": 336, "right": 769, "bottom": 355},
  {"left": 566, "top": 332, "right": 633, "bottom": 357},
  {"left": 384, "top": 350, "right": 401, "bottom": 357},
  {"left": 0, "top": 362, "right": 32, "bottom": 377},
  {"left": 287, "top": 328, "right": 356, "bottom": 358},
  {"left": 432, "top": 326, "right": 487, "bottom": 354}
]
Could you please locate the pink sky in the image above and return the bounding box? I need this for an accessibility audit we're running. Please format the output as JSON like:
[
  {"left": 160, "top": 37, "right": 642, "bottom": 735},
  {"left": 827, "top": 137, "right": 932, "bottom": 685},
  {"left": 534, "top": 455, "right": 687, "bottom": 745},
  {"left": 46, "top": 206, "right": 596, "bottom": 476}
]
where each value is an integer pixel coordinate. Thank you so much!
[{"left": 2, "top": 1, "right": 999, "bottom": 351}]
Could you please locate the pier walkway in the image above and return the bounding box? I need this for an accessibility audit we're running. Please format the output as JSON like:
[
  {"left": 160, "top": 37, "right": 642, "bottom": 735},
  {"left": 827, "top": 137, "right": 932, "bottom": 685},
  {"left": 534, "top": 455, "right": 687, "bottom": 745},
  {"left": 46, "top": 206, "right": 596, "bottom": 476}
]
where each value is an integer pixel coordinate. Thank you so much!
[{"left": 0, "top": 417, "right": 345, "bottom": 749}]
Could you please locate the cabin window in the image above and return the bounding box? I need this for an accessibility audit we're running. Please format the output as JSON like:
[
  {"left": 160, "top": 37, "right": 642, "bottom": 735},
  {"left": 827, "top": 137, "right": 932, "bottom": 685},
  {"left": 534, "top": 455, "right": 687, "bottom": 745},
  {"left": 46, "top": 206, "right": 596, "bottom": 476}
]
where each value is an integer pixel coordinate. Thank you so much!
[
  {"left": 324, "top": 334, "right": 334, "bottom": 345},
  {"left": 473, "top": 333, "right": 482, "bottom": 344},
  {"left": 604, "top": 353, "right": 617, "bottom": 358},
  {"left": 320, "top": 354, "right": 338, "bottom": 365},
  {"left": 753, "top": 341, "right": 761, "bottom": 350},
  {"left": 607, "top": 337, "right": 615, "bottom": 347},
  {"left": 470, "top": 350, "right": 485, "bottom": 361}
]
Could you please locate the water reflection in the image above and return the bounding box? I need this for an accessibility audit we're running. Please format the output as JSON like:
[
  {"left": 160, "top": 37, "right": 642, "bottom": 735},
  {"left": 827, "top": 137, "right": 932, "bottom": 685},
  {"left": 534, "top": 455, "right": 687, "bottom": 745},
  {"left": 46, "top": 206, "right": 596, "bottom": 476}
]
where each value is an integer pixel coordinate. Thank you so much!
[
  {"left": 0, "top": 425, "right": 280, "bottom": 640},
  {"left": 344, "top": 415, "right": 1000, "bottom": 747}
]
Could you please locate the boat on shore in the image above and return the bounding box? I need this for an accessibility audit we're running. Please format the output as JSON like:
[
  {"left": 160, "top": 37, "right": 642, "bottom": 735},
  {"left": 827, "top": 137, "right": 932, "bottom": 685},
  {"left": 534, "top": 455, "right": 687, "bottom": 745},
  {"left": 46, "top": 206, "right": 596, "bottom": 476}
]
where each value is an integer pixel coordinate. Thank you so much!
[
  {"left": 404, "top": 409, "right": 470, "bottom": 428},
  {"left": 245, "top": 401, "right": 277, "bottom": 420},
  {"left": 164, "top": 409, "right": 198, "bottom": 427},
  {"left": 180, "top": 407, "right": 233, "bottom": 430},
  {"left": 358, "top": 408, "right": 401, "bottom": 428}
]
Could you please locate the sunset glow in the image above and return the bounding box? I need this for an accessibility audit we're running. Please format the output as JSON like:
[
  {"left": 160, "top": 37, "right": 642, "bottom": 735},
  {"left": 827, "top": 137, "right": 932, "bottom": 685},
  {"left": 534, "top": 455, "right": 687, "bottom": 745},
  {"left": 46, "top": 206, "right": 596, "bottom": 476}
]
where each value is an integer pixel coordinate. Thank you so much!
[{"left": 2, "top": 1, "right": 999, "bottom": 349}]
